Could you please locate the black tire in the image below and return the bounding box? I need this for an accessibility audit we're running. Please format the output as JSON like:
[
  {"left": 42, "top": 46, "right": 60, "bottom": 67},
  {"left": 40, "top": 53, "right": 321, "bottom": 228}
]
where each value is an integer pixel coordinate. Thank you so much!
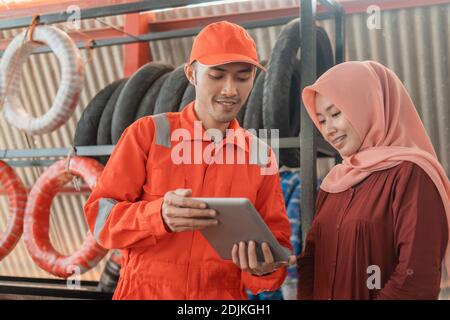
[
  {"left": 96, "top": 78, "right": 127, "bottom": 165},
  {"left": 96, "top": 250, "right": 121, "bottom": 293},
  {"left": 74, "top": 79, "right": 123, "bottom": 160},
  {"left": 135, "top": 71, "right": 172, "bottom": 120},
  {"left": 263, "top": 20, "right": 299, "bottom": 167},
  {"left": 276, "top": 62, "right": 302, "bottom": 168},
  {"left": 243, "top": 68, "right": 265, "bottom": 131},
  {"left": 240, "top": 61, "right": 267, "bottom": 130},
  {"left": 263, "top": 19, "right": 299, "bottom": 140},
  {"left": 263, "top": 22, "right": 334, "bottom": 135},
  {"left": 316, "top": 26, "right": 335, "bottom": 78},
  {"left": 111, "top": 62, "right": 174, "bottom": 144},
  {"left": 154, "top": 65, "right": 189, "bottom": 115},
  {"left": 289, "top": 62, "right": 301, "bottom": 137},
  {"left": 263, "top": 19, "right": 334, "bottom": 167},
  {"left": 237, "top": 60, "right": 267, "bottom": 127},
  {"left": 179, "top": 83, "right": 195, "bottom": 112}
]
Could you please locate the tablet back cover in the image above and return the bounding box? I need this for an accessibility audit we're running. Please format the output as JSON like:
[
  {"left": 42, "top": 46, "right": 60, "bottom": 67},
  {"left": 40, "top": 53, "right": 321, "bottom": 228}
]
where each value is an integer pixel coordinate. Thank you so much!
[{"left": 195, "top": 197, "right": 290, "bottom": 262}]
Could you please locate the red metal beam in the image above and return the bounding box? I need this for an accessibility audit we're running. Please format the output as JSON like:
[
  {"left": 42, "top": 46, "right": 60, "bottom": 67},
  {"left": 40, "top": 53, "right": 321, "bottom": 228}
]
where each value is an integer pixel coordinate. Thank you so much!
[
  {"left": 146, "top": 0, "right": 449, "bottom": 32},
  {"left": 146, "top": 6, "right": 300, "bottom": 32},
  {"left": 0, "top": 0, "right": 138, "bottom": 19},
  {"left": 0, "top": 27, "right": 125, "bottom": 52},
  {"left": 123, "top": 12, "right": 152, "bottom": 77},
  {"left": 0, "top": 0, "right": 447, "bottom": 54},
  {"left": 0, "top": 6, "right": 299, "bottom": 53}
]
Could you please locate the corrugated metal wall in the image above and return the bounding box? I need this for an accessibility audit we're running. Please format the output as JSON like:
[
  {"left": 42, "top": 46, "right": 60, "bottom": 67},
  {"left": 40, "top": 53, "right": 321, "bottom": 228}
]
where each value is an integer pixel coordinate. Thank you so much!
[
  {"left": 342, "top": 3, "right": 450, "bottom": 174},
  {"left": 0, "top": 0, "right": 449, "bottom": 281}
]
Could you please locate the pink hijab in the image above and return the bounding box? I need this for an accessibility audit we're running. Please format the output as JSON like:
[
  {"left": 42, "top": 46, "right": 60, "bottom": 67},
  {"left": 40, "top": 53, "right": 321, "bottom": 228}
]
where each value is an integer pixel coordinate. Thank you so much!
[{"left": 302, "top": 60, "right": 450, "bottom": 289}]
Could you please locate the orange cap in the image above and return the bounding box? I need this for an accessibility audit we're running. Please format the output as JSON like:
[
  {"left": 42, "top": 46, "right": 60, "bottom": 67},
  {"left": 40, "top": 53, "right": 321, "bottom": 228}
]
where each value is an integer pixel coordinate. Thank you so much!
[{"left": 189, "top": 21, "right": 266, "bottom": 71}]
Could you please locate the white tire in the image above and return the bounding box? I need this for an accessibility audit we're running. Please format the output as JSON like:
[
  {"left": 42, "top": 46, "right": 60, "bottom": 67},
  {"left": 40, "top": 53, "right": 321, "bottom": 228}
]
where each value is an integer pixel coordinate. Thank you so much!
[{"left": 0, "top": 25, "right": 84, "bottom": 135}]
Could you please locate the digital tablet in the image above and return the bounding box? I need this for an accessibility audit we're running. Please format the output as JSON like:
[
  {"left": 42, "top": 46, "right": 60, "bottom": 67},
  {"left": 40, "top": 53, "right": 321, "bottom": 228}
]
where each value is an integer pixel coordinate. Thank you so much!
[{"left": 192, "top": 197, "right": 291, "bottom": 263}]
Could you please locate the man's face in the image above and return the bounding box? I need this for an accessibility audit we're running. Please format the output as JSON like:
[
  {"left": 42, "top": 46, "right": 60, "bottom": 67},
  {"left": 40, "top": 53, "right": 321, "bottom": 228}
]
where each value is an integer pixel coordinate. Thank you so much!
[{"left": 186, "top": 62, "right": 256, "bottom": 126}]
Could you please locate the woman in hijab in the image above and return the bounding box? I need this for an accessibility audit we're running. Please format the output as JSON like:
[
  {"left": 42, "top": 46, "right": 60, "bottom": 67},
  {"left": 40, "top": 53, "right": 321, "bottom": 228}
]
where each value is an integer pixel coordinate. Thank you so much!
[{"left": 298, "top": 60, "right": 450, "bottom": 300}]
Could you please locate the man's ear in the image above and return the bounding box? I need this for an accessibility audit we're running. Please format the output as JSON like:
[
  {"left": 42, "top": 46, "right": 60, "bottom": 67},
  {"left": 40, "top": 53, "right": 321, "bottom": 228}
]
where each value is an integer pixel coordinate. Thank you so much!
[{"left": 184, "top": 63, "right": 196, "bottom": 86}]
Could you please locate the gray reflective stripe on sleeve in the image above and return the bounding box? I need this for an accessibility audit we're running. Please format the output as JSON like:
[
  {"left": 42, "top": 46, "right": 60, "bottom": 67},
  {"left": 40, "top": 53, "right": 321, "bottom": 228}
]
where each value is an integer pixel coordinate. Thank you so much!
[
  {"left": 94, "top": 198, "right": 118, "bottom": 242},
  {"left": 152, "top": 113, "right": 171, "bottom": 148},
  {"left": 249, "top": 133, "right": 270, "bottom": 167}
]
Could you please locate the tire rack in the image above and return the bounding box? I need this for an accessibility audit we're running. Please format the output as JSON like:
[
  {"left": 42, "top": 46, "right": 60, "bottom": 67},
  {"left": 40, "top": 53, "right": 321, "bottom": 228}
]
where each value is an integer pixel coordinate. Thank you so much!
[
  {"left": 0, "top": 275, "right": 112, "bottom": 300},
  {"left": 300, "top": 0, "right": 345, "bottom": 249},
  {"left": 0, "top": 0, "right": 344, "bottom": 299}
]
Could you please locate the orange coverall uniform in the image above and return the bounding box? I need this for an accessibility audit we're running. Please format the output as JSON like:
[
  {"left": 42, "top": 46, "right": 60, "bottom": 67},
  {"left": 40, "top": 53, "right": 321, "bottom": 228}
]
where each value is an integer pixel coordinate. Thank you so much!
[{"left": 84, "top": 102, "right": 292, "bottom": 299}]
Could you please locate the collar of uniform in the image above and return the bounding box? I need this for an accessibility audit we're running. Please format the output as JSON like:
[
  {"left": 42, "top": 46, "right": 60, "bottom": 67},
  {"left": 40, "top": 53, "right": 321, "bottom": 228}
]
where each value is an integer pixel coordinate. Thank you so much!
[{"left": 179, "top": 101, "right": 249, "bottom": 153}]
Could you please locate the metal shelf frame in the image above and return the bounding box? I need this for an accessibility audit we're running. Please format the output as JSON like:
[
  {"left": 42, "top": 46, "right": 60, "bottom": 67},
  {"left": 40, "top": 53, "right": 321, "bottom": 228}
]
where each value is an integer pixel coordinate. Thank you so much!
[
  {"left": 0, "top": 5, "right": 337, "bottom": 58},
  {"left": 0, "top": 137, "right": 337, "bottom": 168},
  {"left": 0, "top": 1, "right": 345, "bottom": 215},
  {"left": 0, "top": 14, "right": 335, "bottom": 58},
  {"left": 0, "top": 0, "right": 345, "bottom": 294},
  {"left": 0, "top": 145, "right": 113, "bottom": 167},
  {"left": 0, "top": 0, "right": 226, "bottom": 31},
  {"left": 0, "top": 0, "right": 345, "bottom": 241},
  {"left": 300, "top": 0, "right": 345, "bottom": 247},
  {"left": 0, "top": 275, "right": 112, "bottom": 300}
]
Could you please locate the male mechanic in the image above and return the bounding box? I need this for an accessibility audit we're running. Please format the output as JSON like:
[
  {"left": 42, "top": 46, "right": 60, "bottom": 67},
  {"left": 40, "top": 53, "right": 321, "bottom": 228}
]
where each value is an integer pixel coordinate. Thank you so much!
[{"left": 84, "top": 21, "right": 295, "bottom": 300}]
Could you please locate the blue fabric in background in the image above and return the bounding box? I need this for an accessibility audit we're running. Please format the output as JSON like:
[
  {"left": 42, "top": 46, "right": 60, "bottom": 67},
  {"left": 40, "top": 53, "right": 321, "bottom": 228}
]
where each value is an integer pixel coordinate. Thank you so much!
[
  {"left": 246, "top": 171, "right": 301, "bottom": 300},
  {"left": 247, "top": 289, "right": 284, "bottom": 300},
  {"left": 246, "top": 171, "right": 322, "bottom": 300},
  {"left": 285, "top": 176, "right": 302, "bottom": 281}
]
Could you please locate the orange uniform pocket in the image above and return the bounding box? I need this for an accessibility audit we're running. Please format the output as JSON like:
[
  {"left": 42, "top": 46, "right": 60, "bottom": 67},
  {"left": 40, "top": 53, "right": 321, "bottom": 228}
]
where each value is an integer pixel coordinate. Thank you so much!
[{"left": 144, "top": 165, "right": 186, "bottom": 199}]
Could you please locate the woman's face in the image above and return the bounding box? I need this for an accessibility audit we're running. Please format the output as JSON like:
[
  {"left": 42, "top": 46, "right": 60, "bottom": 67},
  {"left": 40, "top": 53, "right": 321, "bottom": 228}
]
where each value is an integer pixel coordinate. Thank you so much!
[{"left": 315, "top": 93, "right": 362, "bottom": 157}]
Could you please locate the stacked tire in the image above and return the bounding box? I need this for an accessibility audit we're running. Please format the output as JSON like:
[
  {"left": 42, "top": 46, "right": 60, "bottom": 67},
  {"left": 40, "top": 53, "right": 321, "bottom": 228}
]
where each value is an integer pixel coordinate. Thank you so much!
[
  {"left": 74, "top": 61, "right": 179, "bottom": 164},
  {"left": 75, "top": 20, "right": 334, "bottom": 169},
  {"left": 262, "top": 19, "right": 334, "bottom": 167}
]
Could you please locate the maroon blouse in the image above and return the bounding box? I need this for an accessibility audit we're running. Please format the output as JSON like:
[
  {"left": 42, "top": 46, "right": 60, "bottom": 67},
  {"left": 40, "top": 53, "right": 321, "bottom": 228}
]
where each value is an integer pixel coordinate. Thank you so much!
[{"left": 297, "top": 161, "right": 448, "bottom": 300}]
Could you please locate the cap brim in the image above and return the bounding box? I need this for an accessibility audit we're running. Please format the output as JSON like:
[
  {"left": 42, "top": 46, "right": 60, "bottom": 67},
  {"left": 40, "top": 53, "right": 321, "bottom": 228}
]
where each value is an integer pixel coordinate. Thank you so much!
[{"left": 195, "top": 53, "right": 266, "bottom": 72}]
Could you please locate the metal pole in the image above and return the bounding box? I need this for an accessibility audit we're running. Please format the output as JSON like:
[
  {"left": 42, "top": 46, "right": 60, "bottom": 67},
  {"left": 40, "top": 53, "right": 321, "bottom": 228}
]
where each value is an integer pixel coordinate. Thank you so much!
[
  {"left": 318, "top": 0, "right": 346, "bottom": 64},
  {"left": 300, "top": 0, "right": 318, "bottom": 249},
  {"left": 334, "top": 4, "right": 346, "bottom": 64},
  {"left": 0, "top": 16, "right": 297, "bottom": 57},
  {"left": 0, "top": 145, "right": 115, "bottom": 159},
  {"left": 0, "top": 12, "right": 335, "bottom": 58},
  {"left": 0, "top": 0, "right": 225, "bottom": 31}
]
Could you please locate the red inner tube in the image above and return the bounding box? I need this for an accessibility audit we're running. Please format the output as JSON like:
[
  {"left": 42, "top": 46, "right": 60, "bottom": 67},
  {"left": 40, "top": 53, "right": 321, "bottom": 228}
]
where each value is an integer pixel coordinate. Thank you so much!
[
  {"left": 23, "top": 156, "right": 108, "bottom": 278},
  {"left": 0, "top": 160, "right": 27, "bottom": 261}
]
